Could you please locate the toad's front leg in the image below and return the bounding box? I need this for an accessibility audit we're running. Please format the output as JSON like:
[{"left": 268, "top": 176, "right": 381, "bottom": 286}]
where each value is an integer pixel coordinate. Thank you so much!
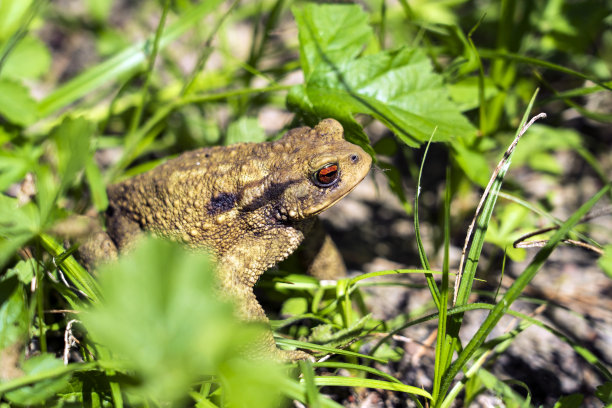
[{"left": 215, "top": 231, "right": 312, "bottom": 362}]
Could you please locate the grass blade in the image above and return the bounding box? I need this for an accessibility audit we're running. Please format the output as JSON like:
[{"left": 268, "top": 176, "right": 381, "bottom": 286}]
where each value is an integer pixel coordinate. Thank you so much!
[
  {"left": 312, "top": 376, "right": 432, "bottom": 399},
  {"left": 37, "top": 0, "right": 224, "bottom": 117},
  {"left": 438, "top": 183, "right": 611, "bottom": 403},
  {"left": 38, "top": 233, "right": 101, "bottom": 303}
]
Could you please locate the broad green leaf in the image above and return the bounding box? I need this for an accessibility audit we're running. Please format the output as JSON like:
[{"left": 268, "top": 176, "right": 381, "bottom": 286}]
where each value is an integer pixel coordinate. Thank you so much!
[
  {"left": 293, "top": 4, "right": 372, "bottom": 79},
  {"left": 4, "top": 354, "right": 72, "bottom": 405},
  {"left": 290, "top": 4, "right": 475, "bottom": 148},
  {"left": 1, "top": 35, "right": 51, "bottom": 79},
  {"left": 0, "top": 79, "right": 37, "bottom": 126}
]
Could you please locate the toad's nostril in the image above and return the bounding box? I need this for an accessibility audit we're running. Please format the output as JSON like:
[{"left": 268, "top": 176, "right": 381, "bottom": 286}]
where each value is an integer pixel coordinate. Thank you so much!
[{"left": 350, "top": 154, "right": 359, "bottom": 163}]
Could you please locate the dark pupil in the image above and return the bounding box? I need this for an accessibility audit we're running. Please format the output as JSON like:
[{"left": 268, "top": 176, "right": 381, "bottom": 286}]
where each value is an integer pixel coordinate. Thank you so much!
[{"left": 317, "top": 164, "right": 338, "bottom": 185}]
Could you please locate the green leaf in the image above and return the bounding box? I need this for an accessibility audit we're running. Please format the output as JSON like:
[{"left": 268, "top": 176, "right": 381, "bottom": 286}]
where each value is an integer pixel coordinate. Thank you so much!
[
  {"left": 84, "top": 160, "right": 109, "bottom": 212},
  {"left": 0, "top": 276, "right": 28, "bottom": 349},
  {"left": 0, "top": 79, "right": 37, "bottom": 126},
  {"left": 51, "top": 116, "right": 95, "bottom": 195},
  {"left": 451, "top": 138, "right": 491, "bottom": 187},
  {"left": 281, "top": 297, "right": 309, "bottom": 316},
  {"left": 596, "top": 381, "right": 612, "bottom": 403},
  {"left": 226, "top": 117, "right": 266, "bottom": 145},
  {"left": 4, "top": 354, "right": 72, "bottom": 405},
  {"left": 552, "top": 394, "right": 584, "bottom": 408},
  {"left": 84, "top": 0, "right": 113, "bottom": 22},
  {"left": 485, "top": 203, "right": 530, "bottom": 261},
  {"left": 290, "top": 4, "right": 475, "bottom": 147},
  {"left": 448, "top": 76, "right": 499, "bottom": 112},
  {"left": 0, "top": 145, "right": 41, "bottom": 191},
  {"left": 5, "top": 260, "right": 34, "bottom": 284},
  {"left": 1, "top": 35, "right": 51, "bottom": 79},
  {"left": 475, "top": 369, "right": 530, "bottom": 408},
  {"left": 510, "top": 124, "right": 583, "bottom": 173},
  {"left": 0, "top": 195, "right": 39, "bottom": 269},
  {"left": 294, "top": 3, "right": 372, "bottom": 79}
]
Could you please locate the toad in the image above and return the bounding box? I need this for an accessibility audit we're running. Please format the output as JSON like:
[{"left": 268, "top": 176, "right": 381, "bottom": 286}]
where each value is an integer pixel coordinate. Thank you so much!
[{"left": 80, "top": 118, "right": 371, "bottom": 361}]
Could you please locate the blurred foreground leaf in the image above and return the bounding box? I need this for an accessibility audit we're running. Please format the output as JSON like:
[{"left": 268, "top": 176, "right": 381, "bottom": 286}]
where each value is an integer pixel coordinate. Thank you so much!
[
  {"left": 81, "top": 237, "right": 286, "bottom": 406},
  {"left": 0, "top": 79, "right": 38, "bottom": 126}
]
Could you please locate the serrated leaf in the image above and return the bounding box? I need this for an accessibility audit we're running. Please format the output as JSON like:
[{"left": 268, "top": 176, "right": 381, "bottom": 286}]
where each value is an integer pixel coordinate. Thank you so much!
[
  {"left": 0, "top": 79, "right": 37, "bottom": 126},
  {"left": 293, "top": 4, "right": 372, "bottom": 79},
  {"left": 290, "top": 4, "right": 475, "bottom": 148}
]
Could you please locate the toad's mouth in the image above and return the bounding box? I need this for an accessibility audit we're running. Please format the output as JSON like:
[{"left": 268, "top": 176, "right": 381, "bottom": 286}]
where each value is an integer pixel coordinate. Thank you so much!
[{"left": 302, "top": 181, "right": 362, "bottom": 218}]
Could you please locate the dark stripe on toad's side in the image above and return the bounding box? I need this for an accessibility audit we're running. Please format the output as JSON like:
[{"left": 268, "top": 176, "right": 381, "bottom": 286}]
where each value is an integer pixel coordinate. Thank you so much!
[
  {"left": 239, "top": 180, "right": 298, "bottom": 213},
  {"left": 207, "top": 192, "right": 238, "bottom": 215}
]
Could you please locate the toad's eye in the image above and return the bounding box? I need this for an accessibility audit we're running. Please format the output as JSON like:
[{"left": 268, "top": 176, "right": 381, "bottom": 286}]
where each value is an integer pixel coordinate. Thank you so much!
[{"left": 313, "top": 163, "right": 339, "bottom": 187}]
